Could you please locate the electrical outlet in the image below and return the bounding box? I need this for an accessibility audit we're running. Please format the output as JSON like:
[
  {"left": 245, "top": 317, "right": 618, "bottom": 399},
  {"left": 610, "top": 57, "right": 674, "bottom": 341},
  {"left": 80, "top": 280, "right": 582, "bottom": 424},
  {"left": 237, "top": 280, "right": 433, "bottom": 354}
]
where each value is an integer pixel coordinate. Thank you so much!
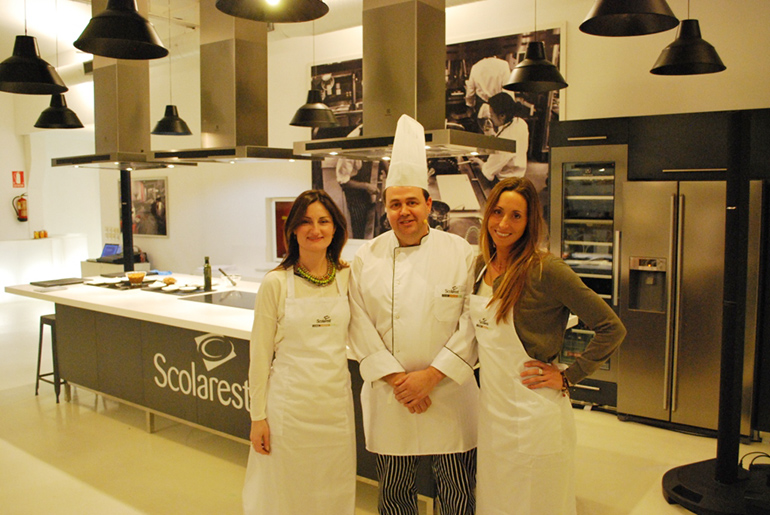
[{"left": 103, "top": 226, "right": 121, "bottom": 242}]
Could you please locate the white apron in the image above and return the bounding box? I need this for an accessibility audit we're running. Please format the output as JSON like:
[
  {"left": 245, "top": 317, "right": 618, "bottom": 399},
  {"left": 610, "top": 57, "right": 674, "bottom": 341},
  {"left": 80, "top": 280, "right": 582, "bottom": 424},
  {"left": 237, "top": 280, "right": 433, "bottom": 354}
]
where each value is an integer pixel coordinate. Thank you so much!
[
  {"left": 470, "top": 279, "right": 576, "bottom": 515},
  {"left": 243, "top": 270, "right": 356, "bottom": 515}
]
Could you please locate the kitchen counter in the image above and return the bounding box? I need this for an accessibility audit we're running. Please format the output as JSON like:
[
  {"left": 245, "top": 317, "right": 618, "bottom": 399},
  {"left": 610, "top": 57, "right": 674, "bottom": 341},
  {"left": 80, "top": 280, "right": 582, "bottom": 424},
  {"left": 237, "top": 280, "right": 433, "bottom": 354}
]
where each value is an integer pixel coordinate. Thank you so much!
[
  {"left": 6, "top": 274, "right": 260, "bottom": 443},
  {"left": 5, "top": 274, "right": 259, "bottom": 340}
]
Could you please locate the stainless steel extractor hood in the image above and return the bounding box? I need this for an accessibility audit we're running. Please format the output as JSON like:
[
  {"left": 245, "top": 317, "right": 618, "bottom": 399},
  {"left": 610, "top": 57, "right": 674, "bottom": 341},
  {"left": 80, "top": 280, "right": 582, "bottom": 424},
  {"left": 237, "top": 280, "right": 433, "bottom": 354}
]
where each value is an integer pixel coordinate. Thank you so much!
[
  {"left": 51, "top": 1, "right": 190, "bottom": 171},
  {"left": 296, "top": 128, "right": 517, "bottom": 161},
  {"left": 53, "top": 152, "right": 189, "bottom": 171},
  {"left": 151, "top": 0, "right": 311, "bottom": 164},
  {"left": 294, "top": 0, "right": 516, "bottom": 160}
]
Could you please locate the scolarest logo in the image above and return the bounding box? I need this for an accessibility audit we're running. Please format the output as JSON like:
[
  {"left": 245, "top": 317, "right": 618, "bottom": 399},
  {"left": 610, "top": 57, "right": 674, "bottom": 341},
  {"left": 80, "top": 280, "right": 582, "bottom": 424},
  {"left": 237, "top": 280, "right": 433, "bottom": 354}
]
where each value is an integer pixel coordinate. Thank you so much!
[
  {"left": 195, "top": 333, "right": 236, "bottom": 371},
  {"left": 442, "top": 285, "right": 462, "bottom": 298},
  {"left": 153, "top": 333, "right": 249, "bottom": 412},
  {"left": 312, "top": 314, "right": 333, "bottom": 328},
  {"left": 476, "top": 317, "right": 490, "bottom": 330}
]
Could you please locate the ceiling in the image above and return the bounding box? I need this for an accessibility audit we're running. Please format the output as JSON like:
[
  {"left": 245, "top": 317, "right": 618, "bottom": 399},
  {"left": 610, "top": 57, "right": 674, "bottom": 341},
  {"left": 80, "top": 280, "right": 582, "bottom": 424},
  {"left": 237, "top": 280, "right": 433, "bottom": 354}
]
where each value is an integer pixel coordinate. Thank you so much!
[{"left": 0, "top": 0, "right": 481, "bottom": 64}]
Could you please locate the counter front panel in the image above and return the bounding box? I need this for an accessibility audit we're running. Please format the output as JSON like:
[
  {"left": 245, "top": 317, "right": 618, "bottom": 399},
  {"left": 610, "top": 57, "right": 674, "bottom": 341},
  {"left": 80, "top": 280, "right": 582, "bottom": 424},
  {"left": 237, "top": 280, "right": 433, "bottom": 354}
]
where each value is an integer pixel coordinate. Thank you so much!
[{"left": 56, "top": 305, "right": 251, "bottom": 440}]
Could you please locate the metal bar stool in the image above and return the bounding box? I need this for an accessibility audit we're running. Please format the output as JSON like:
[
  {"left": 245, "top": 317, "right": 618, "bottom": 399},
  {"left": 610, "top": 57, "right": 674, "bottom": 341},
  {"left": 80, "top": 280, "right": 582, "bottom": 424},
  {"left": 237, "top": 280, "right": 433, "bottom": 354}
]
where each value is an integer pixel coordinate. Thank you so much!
[{"left": 36, "top": 314, "right": 67, "bottom": 403}]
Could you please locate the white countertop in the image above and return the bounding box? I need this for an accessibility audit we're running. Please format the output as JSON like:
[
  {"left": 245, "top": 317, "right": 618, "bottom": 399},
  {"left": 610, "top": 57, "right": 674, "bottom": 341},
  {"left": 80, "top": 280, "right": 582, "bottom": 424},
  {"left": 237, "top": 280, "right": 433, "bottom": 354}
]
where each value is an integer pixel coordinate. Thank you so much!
[
  {"left": 7, "top": 274, "right": 580, "bottom": 343},
  {"left": 5, "top": 274, "right": 260, "bottom": 340}
]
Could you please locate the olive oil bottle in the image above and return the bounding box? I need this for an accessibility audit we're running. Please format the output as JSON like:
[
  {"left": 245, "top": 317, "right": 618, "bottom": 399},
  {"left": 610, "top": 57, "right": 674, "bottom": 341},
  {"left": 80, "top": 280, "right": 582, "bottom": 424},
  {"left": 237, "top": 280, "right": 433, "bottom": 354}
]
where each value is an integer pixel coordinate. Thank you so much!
[{"left": 203, "top": 256, "right": 212, "bottom": 291}]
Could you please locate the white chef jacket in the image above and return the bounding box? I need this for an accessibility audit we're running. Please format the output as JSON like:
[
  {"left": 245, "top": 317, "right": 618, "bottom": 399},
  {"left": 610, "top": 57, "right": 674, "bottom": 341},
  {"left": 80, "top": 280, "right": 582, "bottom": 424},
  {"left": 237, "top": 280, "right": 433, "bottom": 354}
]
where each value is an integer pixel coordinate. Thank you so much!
[
  {"left": 481, "top": 117, "right": 530, "bottom": 181},
  {"left": 349, "top": 229, "right": 479, "bottom": 455},
  {"left": 465, "top": 57, "right": 512, "bottom": 106}
]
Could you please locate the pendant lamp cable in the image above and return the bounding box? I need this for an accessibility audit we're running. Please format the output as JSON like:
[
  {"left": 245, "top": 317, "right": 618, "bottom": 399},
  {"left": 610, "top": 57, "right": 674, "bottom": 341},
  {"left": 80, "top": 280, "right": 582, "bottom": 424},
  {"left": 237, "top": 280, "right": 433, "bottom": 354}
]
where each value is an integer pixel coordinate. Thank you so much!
[
  {"left": 167, "top": 0, "right": 172, "bottom": 104},
  {"left": 24, "top": 0, "right": 28, "bottom": 35},
  {"left": 312, "top": 20, "right": 316, "bottom": 77},
  {"left": 55, "top": 0, "right": 59, "bottom": 68}
]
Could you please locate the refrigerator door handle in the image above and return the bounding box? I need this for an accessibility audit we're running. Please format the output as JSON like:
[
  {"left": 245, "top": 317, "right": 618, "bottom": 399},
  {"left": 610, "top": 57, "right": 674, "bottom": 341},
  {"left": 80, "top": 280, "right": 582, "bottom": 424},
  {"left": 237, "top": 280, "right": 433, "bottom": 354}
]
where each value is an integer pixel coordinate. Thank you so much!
[
  {"left": 612, "top": 230, "right": 620, "bottom": 307},
  {"left": 671, "top": 193, "right": 685, "bottom": 413},
  {"left": 663, "top": 194, "right": 677, "bottom": 411}
]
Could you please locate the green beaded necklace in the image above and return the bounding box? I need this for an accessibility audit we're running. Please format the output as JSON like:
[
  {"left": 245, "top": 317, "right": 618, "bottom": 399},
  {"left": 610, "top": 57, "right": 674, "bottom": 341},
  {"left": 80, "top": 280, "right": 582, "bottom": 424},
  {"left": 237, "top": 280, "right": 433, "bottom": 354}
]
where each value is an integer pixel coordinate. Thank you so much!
[{"left": 294, "top": 259, "right": 336, "bottom": 286}]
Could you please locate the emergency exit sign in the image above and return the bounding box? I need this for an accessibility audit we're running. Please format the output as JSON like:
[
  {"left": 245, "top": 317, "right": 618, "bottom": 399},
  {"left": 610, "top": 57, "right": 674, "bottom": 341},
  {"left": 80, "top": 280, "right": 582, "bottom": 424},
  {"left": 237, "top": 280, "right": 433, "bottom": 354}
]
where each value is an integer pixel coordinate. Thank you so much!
[{"left": 12, "top": 171, "right": 24, "bottom": 188}]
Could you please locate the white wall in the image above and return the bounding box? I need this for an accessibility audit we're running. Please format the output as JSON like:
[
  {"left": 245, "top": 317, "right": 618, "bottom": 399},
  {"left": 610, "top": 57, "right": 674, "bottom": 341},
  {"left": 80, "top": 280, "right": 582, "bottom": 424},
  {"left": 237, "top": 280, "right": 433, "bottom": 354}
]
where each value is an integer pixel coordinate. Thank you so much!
[
  {"left": 0, "top": 93, "right": 30, "bottom": 241},
  {"left": 3, "top": 0, "right": 769, "bottom": 282}
]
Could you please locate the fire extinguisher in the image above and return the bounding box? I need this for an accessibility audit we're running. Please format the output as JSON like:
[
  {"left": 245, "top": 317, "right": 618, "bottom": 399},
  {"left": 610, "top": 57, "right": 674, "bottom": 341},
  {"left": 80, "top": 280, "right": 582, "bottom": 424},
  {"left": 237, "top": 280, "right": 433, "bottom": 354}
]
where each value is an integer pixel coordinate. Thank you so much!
[{"left": 12, "top": 193, "right": 28, "bottom": 222}]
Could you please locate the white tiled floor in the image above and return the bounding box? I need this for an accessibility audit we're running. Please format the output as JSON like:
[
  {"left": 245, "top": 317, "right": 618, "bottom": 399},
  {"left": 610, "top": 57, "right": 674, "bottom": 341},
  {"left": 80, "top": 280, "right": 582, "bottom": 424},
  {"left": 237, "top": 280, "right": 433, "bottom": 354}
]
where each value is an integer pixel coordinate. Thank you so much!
[{"left": 1, "top": 291, "right": 768, "bottom": 514}]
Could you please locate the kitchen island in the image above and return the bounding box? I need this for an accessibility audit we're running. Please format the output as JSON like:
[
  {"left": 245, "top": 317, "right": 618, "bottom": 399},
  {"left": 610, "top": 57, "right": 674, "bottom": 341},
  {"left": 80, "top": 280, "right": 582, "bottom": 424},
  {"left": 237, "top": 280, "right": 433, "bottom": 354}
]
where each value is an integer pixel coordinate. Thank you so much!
[{"left": 6, "top": 275, "right": 259, "bottom": 442}]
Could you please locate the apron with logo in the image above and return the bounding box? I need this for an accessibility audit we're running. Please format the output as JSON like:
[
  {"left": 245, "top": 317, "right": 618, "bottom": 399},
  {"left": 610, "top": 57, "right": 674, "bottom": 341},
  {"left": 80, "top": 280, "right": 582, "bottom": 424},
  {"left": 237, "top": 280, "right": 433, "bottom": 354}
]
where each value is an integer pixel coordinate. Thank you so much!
[
  {"left": 470, "top": 273, "right": 576, "bottom": 515},
  {"left": 243, "top": 269, "right": 356, "bottom": 515}
]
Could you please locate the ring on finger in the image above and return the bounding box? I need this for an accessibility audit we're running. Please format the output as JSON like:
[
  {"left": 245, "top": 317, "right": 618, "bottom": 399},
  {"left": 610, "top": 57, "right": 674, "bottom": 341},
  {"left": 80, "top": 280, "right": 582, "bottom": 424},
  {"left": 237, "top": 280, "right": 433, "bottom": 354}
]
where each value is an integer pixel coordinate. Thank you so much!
[{"left": 538, "top": 367, "right": 543, "bottom": 376}]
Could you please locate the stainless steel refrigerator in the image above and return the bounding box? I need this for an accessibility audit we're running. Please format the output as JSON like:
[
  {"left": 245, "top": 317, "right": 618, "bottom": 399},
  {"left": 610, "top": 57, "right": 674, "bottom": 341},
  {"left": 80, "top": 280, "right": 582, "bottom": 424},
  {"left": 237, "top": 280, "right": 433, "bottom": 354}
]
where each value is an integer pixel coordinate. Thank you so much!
[{"left": 617, "top": 180, "right": 762, "bottom": 432}]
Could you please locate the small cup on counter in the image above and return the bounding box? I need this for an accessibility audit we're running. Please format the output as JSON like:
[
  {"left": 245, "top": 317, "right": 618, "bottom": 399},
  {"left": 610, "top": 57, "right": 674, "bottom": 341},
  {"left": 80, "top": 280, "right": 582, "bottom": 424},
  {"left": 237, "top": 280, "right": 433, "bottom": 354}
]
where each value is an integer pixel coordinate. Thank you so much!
[{"left": 126, "top": 271, "right": 146, "bottom": 287}]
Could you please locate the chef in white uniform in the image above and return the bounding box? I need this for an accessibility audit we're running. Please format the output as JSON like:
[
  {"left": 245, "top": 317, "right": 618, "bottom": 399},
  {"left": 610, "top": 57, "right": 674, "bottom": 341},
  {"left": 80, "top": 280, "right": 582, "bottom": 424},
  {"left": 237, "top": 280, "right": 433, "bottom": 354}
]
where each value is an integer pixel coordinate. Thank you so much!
[
  {"left": 349, "top": 115, "right": 479, "bottom": 515},
  {"left": 243, "top": 190, "right": 356, "bottom": 515}
]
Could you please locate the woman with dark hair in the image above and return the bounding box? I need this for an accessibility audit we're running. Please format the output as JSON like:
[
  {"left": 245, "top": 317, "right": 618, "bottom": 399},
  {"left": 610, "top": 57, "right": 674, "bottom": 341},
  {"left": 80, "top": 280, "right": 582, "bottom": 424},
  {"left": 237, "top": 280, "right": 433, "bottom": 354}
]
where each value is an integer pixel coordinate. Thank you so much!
[
  {"left": 243, "top": 190, "right": 356, "bottom": 515},
  {"left": 470, "top": 178, "right": 625, "bottom": 514},
  {"left": 470, "top": 91, "right": 530, "bottom": 182}
]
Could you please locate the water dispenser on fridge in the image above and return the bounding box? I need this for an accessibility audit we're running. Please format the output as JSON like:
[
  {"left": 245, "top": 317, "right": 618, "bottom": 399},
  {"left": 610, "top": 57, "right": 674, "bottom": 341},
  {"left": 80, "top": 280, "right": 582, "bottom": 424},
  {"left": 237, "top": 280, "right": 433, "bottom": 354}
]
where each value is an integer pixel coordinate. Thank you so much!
[{"left": 628, "top": 257, "right": 666, "bottom": 313}]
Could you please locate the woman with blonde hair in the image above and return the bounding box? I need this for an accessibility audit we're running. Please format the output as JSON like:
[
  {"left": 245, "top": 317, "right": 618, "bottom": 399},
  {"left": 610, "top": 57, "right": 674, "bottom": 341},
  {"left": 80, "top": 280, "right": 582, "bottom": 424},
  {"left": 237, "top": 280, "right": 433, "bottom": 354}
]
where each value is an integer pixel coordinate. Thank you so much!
[
  {"left": 470, "top": 177, "right": 625, "bottom": 514},
  {"left": 243, "top": 189, "right": 356, "bottom": 515}
]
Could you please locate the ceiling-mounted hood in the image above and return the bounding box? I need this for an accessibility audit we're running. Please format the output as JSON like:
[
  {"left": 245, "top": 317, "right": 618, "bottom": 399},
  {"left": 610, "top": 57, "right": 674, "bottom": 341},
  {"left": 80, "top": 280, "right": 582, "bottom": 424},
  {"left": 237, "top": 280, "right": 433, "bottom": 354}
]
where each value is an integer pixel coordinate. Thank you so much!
[
  {"left": 151, "top": 0, "right": 310, "bottom": 165},
  {"left": 294, "top": 0, "right": 515, "bottom": 160},
  {"left": 52, "top": 0, "right": 189, "bottom": 171},
  {"left": 297, "top": 128, "right": 516, "bottom": 161},
  {"left": 153, "top": 146, "right": 303, "bottom": 163},
  {"left": 52, "top": 152, "right": 189, "bottom": 171},
  {"left": 51, "top": 4, "right": 181, "bottom": 172}
]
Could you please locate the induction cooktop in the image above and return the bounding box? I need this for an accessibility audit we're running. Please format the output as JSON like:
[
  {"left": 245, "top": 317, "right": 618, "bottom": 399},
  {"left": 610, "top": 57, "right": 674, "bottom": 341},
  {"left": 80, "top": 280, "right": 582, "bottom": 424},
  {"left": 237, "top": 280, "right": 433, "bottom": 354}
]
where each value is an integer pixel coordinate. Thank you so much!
[{"left": 180, "top": 290, "right": 257, "bottom": 310}]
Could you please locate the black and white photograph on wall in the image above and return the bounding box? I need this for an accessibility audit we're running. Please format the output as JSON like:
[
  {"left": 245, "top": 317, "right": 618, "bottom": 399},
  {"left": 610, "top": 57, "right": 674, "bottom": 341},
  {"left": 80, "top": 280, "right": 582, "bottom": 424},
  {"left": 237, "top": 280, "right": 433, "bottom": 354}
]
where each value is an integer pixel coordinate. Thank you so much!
[
  {"left": 131, "top": 178, "right": 168, "bottom": 237},
  {"left": 311, "top": 28, "right": 562, "bottom": 242}
]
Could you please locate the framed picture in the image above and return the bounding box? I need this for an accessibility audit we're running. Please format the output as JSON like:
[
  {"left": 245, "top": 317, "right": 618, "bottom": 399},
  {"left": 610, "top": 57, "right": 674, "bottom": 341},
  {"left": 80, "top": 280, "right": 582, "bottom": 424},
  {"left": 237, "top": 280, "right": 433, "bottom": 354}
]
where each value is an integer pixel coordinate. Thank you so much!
[
  {"left": 269, "top": 197, "right": 294, "bottom": 262},
  {"left": 126, "top": 177, "right": 169, "bottom": 237}
]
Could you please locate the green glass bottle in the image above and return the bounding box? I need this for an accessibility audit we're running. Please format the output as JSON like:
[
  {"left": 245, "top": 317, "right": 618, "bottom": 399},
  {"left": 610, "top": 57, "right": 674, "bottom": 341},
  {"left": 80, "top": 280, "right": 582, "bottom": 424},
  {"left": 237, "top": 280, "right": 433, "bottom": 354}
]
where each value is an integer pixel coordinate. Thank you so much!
[{"left": 203, "top": 256, "right": 212, "bottom": 291}]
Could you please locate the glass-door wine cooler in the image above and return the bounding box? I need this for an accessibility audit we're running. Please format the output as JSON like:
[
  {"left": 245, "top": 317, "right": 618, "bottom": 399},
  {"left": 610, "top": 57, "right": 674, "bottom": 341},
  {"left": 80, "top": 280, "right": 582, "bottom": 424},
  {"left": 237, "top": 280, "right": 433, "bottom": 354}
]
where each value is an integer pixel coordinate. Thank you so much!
[{"left": 549, "top": 144, "right": 627, "bottom": 407}]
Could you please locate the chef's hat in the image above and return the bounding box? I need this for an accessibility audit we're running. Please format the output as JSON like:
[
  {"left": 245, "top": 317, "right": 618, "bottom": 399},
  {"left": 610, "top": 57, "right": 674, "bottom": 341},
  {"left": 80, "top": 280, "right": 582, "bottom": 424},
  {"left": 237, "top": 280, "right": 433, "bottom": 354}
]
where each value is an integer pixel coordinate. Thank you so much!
[{"left": 385, "top": 114, "right": 429, "bottom": 191}]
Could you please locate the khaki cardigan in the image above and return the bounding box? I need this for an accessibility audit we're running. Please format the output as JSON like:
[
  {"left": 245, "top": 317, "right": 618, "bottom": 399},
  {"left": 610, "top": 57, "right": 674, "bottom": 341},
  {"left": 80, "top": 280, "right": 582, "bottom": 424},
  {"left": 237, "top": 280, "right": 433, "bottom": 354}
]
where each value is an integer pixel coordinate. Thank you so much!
[{"left": 473, "top": 253, "right": 626, "bottom": 385}]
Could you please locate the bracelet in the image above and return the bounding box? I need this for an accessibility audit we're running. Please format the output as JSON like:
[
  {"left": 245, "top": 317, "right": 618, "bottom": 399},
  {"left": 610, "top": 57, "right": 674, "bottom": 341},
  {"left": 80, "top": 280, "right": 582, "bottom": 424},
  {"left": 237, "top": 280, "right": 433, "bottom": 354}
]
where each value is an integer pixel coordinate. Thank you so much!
[{"left": 559, "top": 370, "right": 571, "bottom": 392}]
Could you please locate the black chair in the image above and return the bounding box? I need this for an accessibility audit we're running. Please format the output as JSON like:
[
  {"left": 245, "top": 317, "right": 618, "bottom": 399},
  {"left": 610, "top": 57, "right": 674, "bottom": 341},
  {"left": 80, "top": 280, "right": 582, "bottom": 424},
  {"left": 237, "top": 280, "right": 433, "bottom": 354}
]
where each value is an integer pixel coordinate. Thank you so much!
[{"left": 36, "top": 314, "right": 66, "bottom": 403}]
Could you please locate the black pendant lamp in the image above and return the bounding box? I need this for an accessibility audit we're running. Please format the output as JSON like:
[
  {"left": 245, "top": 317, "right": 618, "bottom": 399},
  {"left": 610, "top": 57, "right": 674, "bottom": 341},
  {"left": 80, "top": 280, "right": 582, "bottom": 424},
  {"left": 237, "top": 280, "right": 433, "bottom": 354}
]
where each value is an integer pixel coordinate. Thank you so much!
[
  {"left": 0, "top": 35, "right": 67, "bottom": 94},
  {"left": 580, "top": 0, "right": 679, "bottom": 37},
  {"left": 152, "top": 105, "right": 192, "bottom": 135},
  {"left": 152, "top": 0, "right": 192, "bottom": 136},
  {"left": 504, "top": 41, "right": 567, "bottom": 93},
  {"left": 35, "top": 1, "right": 82, "bottom": 129},
  {"left": 74, "top": 0, "right": 168, "bottom": 60},
  {"left": 290, "top": 22, "right": 337, "bottom": 128},
  {"left": 290, "top": 89, "right": 338, "bottom": 127},
  {"left": 651, "top": 19, "right": 725, "bottom": 75},
  {"left": 216, "top": 0, "right": 329, "bottom": 23},
  {"left": 35, "top": 93, "right": 84, "bottom": 129},
  {"left": 503, "top": 0, "right": 566, "bottom": 93}
]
